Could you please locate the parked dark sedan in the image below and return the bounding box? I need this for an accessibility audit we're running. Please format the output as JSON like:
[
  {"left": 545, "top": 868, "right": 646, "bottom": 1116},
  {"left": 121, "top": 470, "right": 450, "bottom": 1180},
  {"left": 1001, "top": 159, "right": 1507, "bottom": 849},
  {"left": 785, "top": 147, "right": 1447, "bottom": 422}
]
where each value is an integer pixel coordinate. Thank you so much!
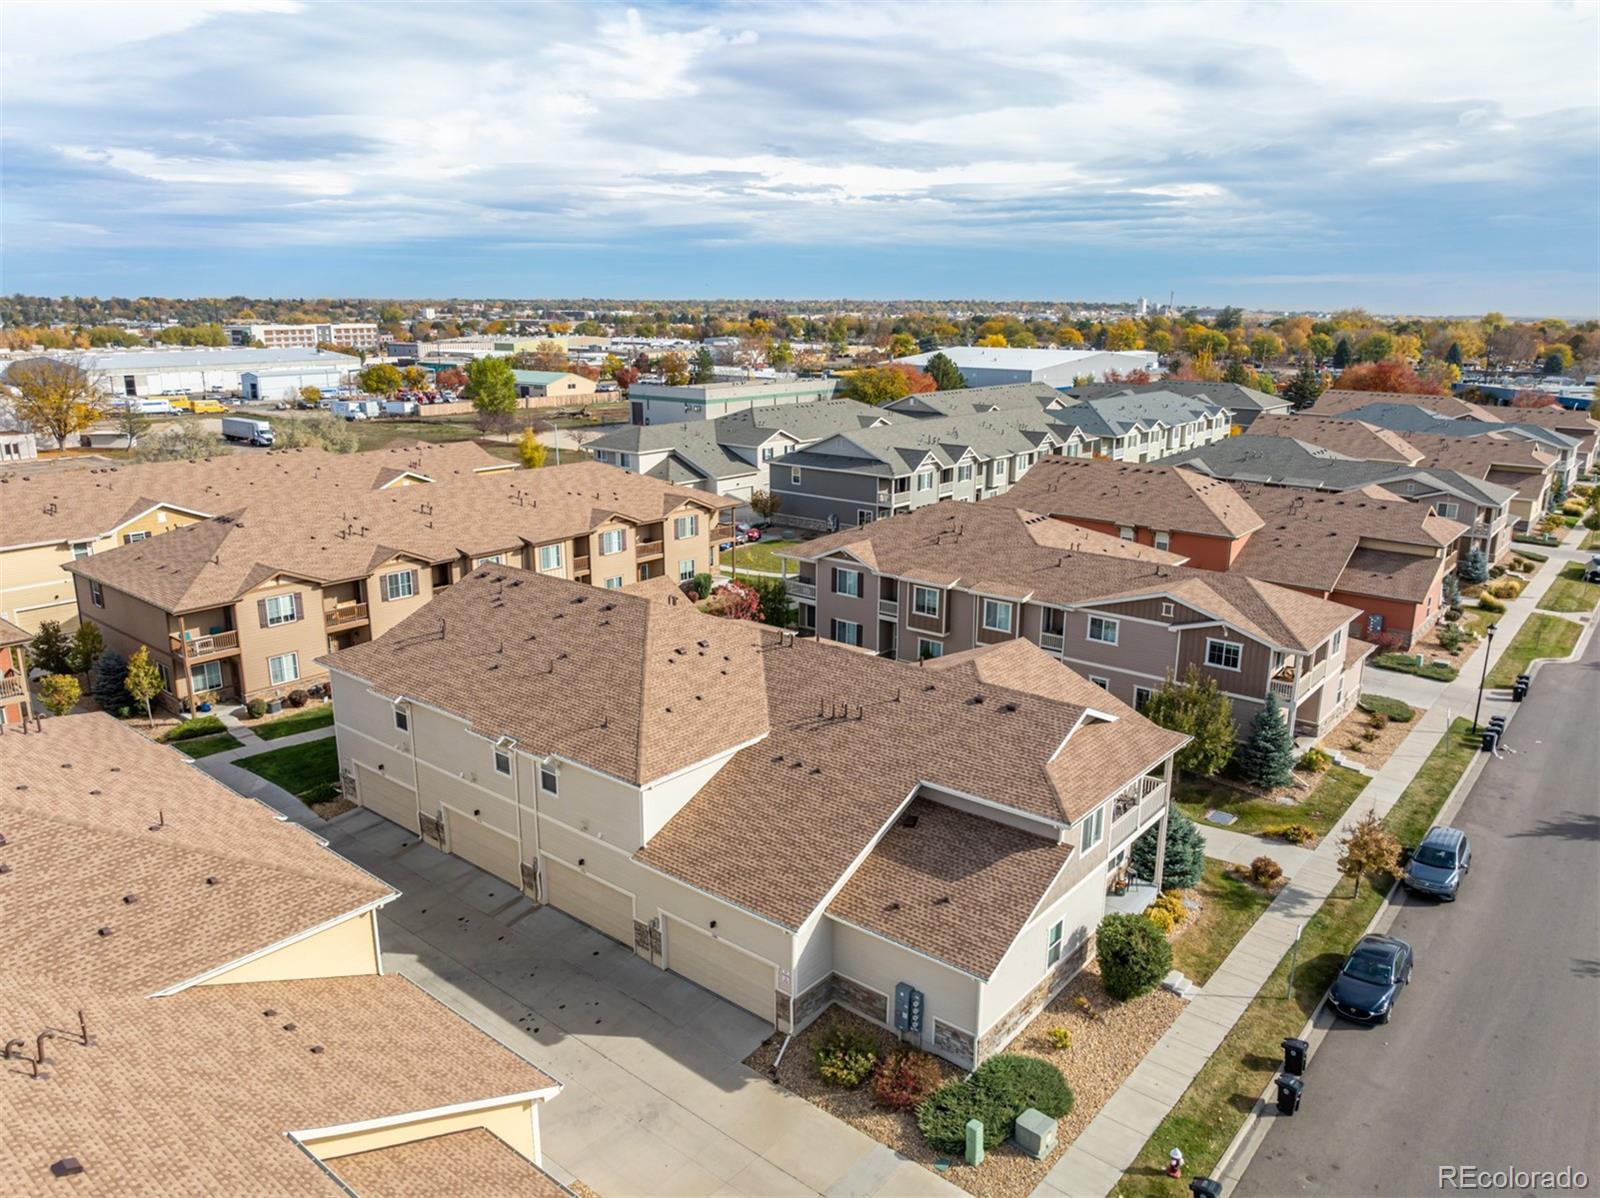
[{"left": 1330, "top": 934, "right": 1414, "bottom": 1024}]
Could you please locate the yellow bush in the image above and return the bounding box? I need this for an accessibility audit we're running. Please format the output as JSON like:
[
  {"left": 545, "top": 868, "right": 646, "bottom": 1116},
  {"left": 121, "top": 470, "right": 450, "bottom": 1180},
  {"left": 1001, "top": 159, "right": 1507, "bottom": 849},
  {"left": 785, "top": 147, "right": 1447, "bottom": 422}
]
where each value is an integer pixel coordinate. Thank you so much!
[
  {"left": 1486, "top": 577, "right": 1522, "bottom": 599},
  {"left": 1145, "top": 906, "right": 1176, "bottom": 933},
  {"left": 1148, "top": 891, "right": 1188, "bottom": 927}
]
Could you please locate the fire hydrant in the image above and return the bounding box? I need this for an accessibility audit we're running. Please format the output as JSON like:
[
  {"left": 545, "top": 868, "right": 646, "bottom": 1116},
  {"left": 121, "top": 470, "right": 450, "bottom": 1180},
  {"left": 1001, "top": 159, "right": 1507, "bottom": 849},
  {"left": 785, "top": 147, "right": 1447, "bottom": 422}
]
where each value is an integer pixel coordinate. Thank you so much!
[{"left": 1166, "top": 1148, "right": 1185, "bottom": 1179}]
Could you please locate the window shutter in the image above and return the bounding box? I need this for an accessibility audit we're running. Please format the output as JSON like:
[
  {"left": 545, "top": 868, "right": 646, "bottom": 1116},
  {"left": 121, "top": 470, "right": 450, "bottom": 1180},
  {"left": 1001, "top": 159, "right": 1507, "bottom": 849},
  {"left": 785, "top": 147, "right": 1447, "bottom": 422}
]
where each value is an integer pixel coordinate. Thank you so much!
[
  {"left": 292, "top": 592, "right": 303, "bottom": 621},
  {"left": 408, "top": 569, "right": 419, "bottom": 594},
  {"left": 257, "top": 598, "right": 270, "bottom": 627}
]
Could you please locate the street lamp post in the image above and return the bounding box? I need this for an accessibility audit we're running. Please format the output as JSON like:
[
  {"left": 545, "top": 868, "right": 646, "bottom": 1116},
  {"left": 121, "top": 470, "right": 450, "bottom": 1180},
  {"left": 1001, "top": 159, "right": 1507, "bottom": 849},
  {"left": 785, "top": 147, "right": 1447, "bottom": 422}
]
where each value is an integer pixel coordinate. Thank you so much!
[{"left": 1472, "top": 624, "right": 1497, "bottom": 732}]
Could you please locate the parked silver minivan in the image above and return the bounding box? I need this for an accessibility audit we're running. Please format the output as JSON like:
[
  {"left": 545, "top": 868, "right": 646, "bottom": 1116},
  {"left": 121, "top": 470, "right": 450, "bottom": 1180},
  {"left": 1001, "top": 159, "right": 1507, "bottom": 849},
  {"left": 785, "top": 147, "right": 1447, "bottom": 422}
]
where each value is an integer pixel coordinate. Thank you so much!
[{"left": 1404, "top": 825, "right": 1472, "bottom": 901}]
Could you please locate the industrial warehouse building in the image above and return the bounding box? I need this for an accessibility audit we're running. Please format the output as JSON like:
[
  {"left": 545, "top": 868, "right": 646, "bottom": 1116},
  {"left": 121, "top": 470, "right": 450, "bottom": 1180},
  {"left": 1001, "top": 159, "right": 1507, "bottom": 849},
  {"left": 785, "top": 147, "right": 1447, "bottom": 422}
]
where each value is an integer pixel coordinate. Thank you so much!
[
  {"left": 66, "top": 347, "right": 355, "bottom": 398},
  {"left": 895, "top": 347, "right": 1161, "bottom": 388}
]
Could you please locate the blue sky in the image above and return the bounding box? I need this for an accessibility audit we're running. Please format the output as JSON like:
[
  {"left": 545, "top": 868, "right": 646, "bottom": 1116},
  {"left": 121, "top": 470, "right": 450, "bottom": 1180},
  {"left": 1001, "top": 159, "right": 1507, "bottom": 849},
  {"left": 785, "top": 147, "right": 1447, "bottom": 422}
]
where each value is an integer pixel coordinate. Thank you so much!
[{"left": 3, "top": 0, "right": 1597, "bottom": 314}]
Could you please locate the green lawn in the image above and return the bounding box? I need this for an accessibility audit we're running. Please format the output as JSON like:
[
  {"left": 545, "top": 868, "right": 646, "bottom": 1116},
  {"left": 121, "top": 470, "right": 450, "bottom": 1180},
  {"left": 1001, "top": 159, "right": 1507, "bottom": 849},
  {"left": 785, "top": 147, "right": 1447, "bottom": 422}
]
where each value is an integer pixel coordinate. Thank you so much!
[
  {"left": 252, "top": 704, "right": 334, "bottom": 740},
  {"left": 1535, "top": 562, "right": 1600, "bottom": 614},
  {"left": 1170, "top": 859, "right": 1277, "bottom": 987},
  {"left": 172, "top": 732, "right": 243, "bottom": 758},
  {"left": 1176, "top": 765, "right": 1368, "bottom": 841},
  {"left": 1486, "top": 613, "right": 1582, "bottom": 687},
  {"left": 721, "top": 538, "right": 806, "bottom": 575},
  {"left": 1124, "top": 720, "right": 1478, "bottom": 1196},
  {"left": 1582, "top": 530, "right": 1600, "bottom": 551},
  {"left": 236, "top": 738, "right": 342, "bottom": 804},
  {"left": 1370, "top": 652, "right": 1458, "bottom": 681}
]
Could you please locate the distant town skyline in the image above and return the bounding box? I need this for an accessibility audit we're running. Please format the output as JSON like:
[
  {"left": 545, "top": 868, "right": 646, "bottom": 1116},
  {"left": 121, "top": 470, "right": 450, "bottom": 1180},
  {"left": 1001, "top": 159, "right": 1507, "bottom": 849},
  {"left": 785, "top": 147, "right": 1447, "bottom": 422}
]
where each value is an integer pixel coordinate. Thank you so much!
[{"left": 4, "top": 1, "right": 1596, "bottom": 315}]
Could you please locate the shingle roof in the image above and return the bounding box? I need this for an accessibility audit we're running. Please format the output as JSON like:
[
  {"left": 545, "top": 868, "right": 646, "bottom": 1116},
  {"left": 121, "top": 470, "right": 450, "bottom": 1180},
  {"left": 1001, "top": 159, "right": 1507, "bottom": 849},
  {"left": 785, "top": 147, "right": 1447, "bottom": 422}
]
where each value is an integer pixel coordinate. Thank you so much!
[
  {"left": 0, "top": 616, "right": 29, "bottom": 646},
  {"left": 324, "top": 566, "right": 771, "bottom": 787},
  {"left": 65, "top": 461, "right": 731, "bottom": 614},
  {"left": 0, "top": 714, "right": 392, "bottom": 997},
  {"left": 1004, "top": 457, "right": 1266, "bottom": 538},
  {"left": 327, "top": 1129, "right": 570, "bottom": 1198},
  {"left": 1063, "top": 380, "right": 1291, "bottom": 416},
  {"left": 1248, "top": 413, "right": 1423, "bottom": 464}
]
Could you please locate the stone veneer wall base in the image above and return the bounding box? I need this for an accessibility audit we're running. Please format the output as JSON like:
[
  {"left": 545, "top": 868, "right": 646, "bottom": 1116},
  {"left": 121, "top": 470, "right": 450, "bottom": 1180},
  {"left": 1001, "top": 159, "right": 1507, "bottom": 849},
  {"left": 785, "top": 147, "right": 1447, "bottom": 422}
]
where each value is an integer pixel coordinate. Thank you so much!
[{"left": 974, "top": 936, "right": 1096, "bottom": 1063}]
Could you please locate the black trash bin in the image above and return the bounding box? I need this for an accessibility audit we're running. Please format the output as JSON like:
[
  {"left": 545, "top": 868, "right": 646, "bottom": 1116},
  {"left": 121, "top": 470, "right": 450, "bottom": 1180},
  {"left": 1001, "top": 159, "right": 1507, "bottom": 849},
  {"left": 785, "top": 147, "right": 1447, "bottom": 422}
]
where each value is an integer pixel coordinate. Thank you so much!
[
  {"left": 1275, "top": 1073, "right": 1304, "bottom": 1115},
  {"left": 1190, "top": 1179, "right": 1224, "bottom": 1198},
  {"left": 1480, "top": 729, "right": 1498, "bottom": 753},
  {"left": 1488, "top": 715, "right": 1507, "bottom": 732},
  {"left": 1516, "top": 673, "right": 1532, "bottom": 694},
  {"left": 1512, "top": 681, "right": 1528, "bottom": 702},
  {"left": 1281, "top": 1037, "right": 1308, "bottom": 1076}
]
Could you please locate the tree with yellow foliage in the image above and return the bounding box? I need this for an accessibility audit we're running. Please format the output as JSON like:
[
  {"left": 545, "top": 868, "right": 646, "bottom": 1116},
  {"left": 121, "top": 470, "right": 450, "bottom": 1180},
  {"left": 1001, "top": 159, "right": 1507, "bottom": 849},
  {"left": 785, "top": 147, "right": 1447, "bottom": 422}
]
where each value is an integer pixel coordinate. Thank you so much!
[
  {"left": 975, "top": 333, "right": 1008, "bottom": 348},
  {"left": 517, "top": 426, "right": 547, "bottom": 469},
  {"left": 4, "top": 359, "right": 105, "bottom": 449}
]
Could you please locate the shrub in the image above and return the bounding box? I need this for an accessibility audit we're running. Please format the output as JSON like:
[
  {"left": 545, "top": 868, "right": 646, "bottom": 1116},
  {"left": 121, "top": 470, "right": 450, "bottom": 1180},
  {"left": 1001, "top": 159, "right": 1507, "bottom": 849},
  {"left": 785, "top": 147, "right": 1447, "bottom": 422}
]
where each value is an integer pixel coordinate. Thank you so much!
[
  {"left": 1437, "top": 624, "right": 1468, "bottom": 652},
  {"left": 286, "top": 689, "right": 309, "bottom": 708},
  {"left": 1357, "top": 694, "right": 1414, "bottom": 722},
  {"left": 811, "top": 1018, "right": 878, "bottom": 1088},
  {"left": 165, "top": 714, "right": 227, "bottom": 741},
  {"left": 37, "top": 674, "right": 81, "bottom": 717},
  {"left": 1485, "top": 577, "right": 1522, "bottom": 599},
  {"left": 1297, "top": 747, "right": 1333, "bottom": 773},
  {"left": 871, "top": 1050, "right": 943, "bottom": 1110},
  {"left": 1514, "top": 547, "right": 1549, "bottom": 562},
  {"left": 1562, "top": 500, "right": 1584, "bottom": 516},
  {"left": 1131, "top": 807, "right": 1206, "bottom": 890},
  {"left": 1585, "top": 510, "right": 1600, "bottom": 531},
  {"left": 973, "top": 1054, "right": 1074, "bottom": 1121},
  {"left": 1072, "top": 994, "right": 1097, "bottom": 1018},
  {"left": 1477, "top": 594, "right": 1506, "bottom": 613},
  {"left": 1267, "top": 822, "right": 1317, "bottom": 845},
  {"left": 917, "top": 1079, "right": 1015, "bottom": 1154},
  {"left": 1360, "top": 727, "right": 1379, "bottom": 743},
  {"left": 1150, "top": 891, "right": 1188, "bottom": 926},
  {"left": 1096, "top": 912, "right": 1173, "bottom": 1000},
  {"left": 246, "top": 697, "right": 269, "bottom": 719},
  {"left": 691, "top": 572, "right": 713, "bottom": 601},
  {"left": 1043, "top": 1026, "right": 1073, "bottom": 1052},
  {"left": 1146, "top": 905, "right": 1176, "bottom": 933},
  {"left": 1443, "top": 607, "right": 1463, "bottom": 622},
  {"left": 1369, "top": 711, "right": 1389, "bottom": 732},
  {"left": 1249, "top": 855, "right": 1284, "bottom": 885},
  {"left": 1372, "top": 652, "right": 1458, "bottom": 681},
  {"left": 1458, "top": 547, "right": 1489, "bottom": 584}
]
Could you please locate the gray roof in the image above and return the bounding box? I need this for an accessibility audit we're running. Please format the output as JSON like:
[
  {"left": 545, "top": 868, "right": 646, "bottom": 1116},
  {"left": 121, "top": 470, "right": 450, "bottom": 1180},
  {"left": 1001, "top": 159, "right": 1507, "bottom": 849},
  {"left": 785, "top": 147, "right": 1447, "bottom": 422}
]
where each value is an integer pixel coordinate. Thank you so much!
[
  {"left": 1048, "top": 390, "right": 1227, "bottom": 439},
  {"left": 883, "top": 383, "right": 1060, "bottom": 417},
  {"left": 68, "top": 347, "right": 347, "bottom": 371},
  {"left": 1064, "top": 381, "right": 1291, "bottom": 416},
  {"left": 1336, "top": 402, "right": 1578, "bottom": 454},
  {"left": 1172, "top": 436, "right": 1516, "bottom": 508}
]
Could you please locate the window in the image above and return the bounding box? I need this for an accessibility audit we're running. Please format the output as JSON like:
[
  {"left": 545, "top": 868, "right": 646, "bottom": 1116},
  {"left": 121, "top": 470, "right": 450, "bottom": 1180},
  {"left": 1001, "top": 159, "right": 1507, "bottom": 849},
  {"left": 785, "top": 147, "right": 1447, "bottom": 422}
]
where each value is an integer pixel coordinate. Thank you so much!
[
  {"left": 957, "top": 463, "right": 973, "bottom": 482},
  {"left": 1079, "top": 805, "right": 1105, "bottom": 851},
  {"left": 791, "top": 467, "right": 802, "bottom": 486},
  {"left": 394, "top": 708, "right": 409, "bottom": 732},
  {"left": 493, "top": 749, "right": 512, "bottom": 776},
  {"left": 981, "top": 599, "right": 1013, "bottom": 633},
  {"left": 1436, "top": 501, "right": 1459, "bottom": 520},
  {"left": 192, "top": 660, "right": 222, "bottom": 692},
  {"left": 262, "top": 593, "right": 299, "bottom": 627},
  {"left": 1134, "top": 686, "right": 1153, "bottom": 712},
  {"left": 1160, "top": 601, "right": 1175, "bottom": 618},
  {"left": 478, "top": 553, "right": 505, "bottom": 566},
  {"left": 992, "top": 459, "right": 1007, "bottom": 482},
  {"left": 382, "top": 570, "right": 417, "bottom": 601},
  {"left": 673, "top": 514, "right": 699, "bottom": 539},
  {"left": 912, "top": 586, "right": 940, "bottom": 617},
  {"left": 1206, "top": 638, "right": 1243, "bottom": 671},
  {"left": 856, "top": 510, "right": 874, "bottom": 527},
  {"left": 89, "top": 580, "right": 104, "bottom": 608},
  {"left": 1119, "top": 526, "right": 1135, "bottom": 541},
  {"left": 831, "top": 618, "right": 862, "bottom": 646},
  {"left": 678, "top": 559, "right": 695, "bottom": 581},
  {"left": 832, "top": 567, "right": 862, "bottom": 597},
  {"left": 917, "top": 638, "right": 944, "bottom": 659},
  {"left": 124, "top": 530, "right": 150, "bottom": 544},
  {"left": 122, "top": 375, "right": 136, "bottom": 396},
  {"left": 539, "top": 763, "right": 558, "bottom": 795},
  {"left": 604, "top": 576, "right": 624, "bottom": 589},
  {"left": 1332, "top": 628, "right": 1343, "bottom": 655},
  {"left": 916, "top": 470, "right": 934, "bottom": 492},
  {"left": 761, "top": 446, "right": 775, "bottom": 462},
  {"left": 1154, "top": 530, "right": 1170, "bottom": 551},
  {"left": 1090, "top": 676, "right": 1109, "bottom": 689},
  {"left": 268, "top": 652, "right": 299, "bottom": 686},
  {"left": 598, "top": 529, "right": 627, "bottom": 556},
  {"left": 71, "top": 542, "right": 92, "bottom": 560},
  {"left": 537, "top": 543, "right": 563, "bottom": 571},
  {"left": 1087, "top": 615, "right": 1119, "bottom": 645},
  {"left": 939, "top": 468, "right": 953, "bottom": 484},
  {"left": 1047, "top": 921, "right": 1064, "bottom": 968}
]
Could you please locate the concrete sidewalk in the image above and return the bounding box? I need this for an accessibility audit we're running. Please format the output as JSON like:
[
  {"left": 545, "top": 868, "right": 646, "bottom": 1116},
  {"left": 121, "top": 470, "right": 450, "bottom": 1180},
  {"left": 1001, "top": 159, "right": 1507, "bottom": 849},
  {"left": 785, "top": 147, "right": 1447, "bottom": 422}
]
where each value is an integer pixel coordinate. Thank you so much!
[
  {"left": 1036, "top": 536, "right": 1583, "bottom": 1198},
  {"left": 187, "top": 722, "right": 336, "bottom": 826}
]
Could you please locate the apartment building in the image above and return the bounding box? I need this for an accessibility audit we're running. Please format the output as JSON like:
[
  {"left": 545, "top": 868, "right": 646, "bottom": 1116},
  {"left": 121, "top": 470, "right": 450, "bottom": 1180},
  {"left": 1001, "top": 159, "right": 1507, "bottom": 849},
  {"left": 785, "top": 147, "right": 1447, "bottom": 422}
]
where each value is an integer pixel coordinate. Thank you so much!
[
  {"left": 0, "top": 714, "right": 563, "bottom": 1196},
  {"left": 785, "top": 499, "right": 1368, "bottom": 738},
  {"left": 1, "top": 617, "right": 31, "bottom": 726},
  {"left": 1004, "top": 457, "right": 1464, "bottom": 647},
  {"left": 0, "top": 440, "right": 513, "bottom": 632},
  {"left": 226, "top": 321, "right": 381, "bottom": 350},
  {"left": 62, "top": 461, "right": 731, "bottom": 711},
  {"left": 323, "top": 567, "right": 1187, "bottom": 1068},
  {"left": 1173, "top": 432, "right": 1517, "bottom": 563},
  {"left": 1061, "top": 381, "right": 1292, "bottom": 430}
]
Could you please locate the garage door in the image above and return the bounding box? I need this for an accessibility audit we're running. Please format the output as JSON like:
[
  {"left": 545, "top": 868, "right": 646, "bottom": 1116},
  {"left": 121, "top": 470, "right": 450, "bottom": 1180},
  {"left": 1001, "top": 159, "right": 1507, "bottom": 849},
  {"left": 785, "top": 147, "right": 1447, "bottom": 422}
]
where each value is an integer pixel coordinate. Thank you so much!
[
  {"left": 544, "top": 857, "right": 635, "bottom": 945},
  {"left": 443, "top": 807, "right": 520, "bottom": 887},
  {"left": 664, "top": 916, "right": 776, "bottom": 1023},
  {"left": 355, "top": 763, "right": 418, "bottom": 833}
]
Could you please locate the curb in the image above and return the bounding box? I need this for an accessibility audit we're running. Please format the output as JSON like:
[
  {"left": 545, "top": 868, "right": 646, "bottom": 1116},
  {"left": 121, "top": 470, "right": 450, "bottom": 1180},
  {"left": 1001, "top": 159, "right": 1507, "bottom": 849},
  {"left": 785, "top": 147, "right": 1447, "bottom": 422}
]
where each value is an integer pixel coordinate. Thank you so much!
[{"left": 1212, "top": 607, "right": 1597, "bottom": 1188}]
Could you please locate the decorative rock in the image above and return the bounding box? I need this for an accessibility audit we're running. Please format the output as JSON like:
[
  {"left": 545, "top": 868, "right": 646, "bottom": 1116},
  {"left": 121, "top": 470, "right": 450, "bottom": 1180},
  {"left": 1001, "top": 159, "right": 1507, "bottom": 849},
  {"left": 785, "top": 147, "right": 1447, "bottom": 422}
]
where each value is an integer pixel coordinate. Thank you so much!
[{"left": 1013, "top": 1108, "right": 1058, "bottom": 1159}]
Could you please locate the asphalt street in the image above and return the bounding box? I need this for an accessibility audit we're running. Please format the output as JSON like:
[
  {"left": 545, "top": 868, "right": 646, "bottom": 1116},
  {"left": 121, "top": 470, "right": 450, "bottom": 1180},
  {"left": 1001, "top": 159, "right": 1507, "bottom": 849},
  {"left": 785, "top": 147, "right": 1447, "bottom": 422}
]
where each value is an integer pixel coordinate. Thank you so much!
[{"left": 1237, "top": 626, "right": 1600, "bottom": 1196}]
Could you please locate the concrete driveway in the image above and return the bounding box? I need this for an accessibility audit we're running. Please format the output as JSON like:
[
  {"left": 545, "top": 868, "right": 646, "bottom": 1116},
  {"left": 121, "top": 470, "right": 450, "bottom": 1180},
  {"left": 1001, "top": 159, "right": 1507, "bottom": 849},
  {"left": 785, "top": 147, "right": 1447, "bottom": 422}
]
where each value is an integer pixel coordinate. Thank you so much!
[{"left": 321, "top": 808, "right": 960, "bottom": 1198}]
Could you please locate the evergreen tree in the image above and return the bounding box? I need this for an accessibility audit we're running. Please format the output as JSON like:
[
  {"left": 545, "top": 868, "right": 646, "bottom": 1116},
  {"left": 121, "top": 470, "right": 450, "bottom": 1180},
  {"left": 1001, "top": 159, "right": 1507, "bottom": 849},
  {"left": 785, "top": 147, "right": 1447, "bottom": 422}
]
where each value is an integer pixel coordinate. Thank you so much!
[
  {"left": 1283, "top": 358, "right": 1327, "bottom": 410},
  {"left": 692, "top": 347, "right": 716, "bottom": 383},
  {"left": 28, "top": 620, "right": 73, "bottom": 675},
  {"left": 90, "top": 649, "right": 133, "bottom": 714},
  {"left": 1446, "top": 341, "right": 1464, "bottom": 368},
  {"left": 1458, "top": 547, "right": 1489, "bottom": 584},
  {"left": 1550, "top": 474, "right": 1567, "bottom": 507},
  {"left": 1130, "top": 807, "right": 1207, "bottom": 890},
  {"left": 1442, "top": 572, "right": 1461, "bottom": 607},
  {"left": 1143, "top": 666, "right": 1237, "bottom": 777},
  {"left": 1332, "top": 337, "right": 1353, "bottom": 369},
  {"left": 69, "top": 620, "right": 105, "bottom": 675},
  {"left": 1223, "top": 358, "right": 1253, "bottom": 385},
  {"left": 924, "top": 352, "right": 967, "bottom": 391},
  {"left": 1236, "top": 693, "right": 1296, "bottom": 789}
]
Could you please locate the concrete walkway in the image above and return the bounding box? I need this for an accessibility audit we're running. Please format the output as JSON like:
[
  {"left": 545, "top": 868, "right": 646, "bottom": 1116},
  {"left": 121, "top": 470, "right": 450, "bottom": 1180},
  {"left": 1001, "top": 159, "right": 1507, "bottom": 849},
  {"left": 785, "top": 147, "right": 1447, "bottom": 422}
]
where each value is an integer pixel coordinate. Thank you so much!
[
  {"left": 187, "top": 722, "right": 336, "bottom": 826},
  {"left": 1038, "top": 535, "right": 1585, "bottom": 1198}
]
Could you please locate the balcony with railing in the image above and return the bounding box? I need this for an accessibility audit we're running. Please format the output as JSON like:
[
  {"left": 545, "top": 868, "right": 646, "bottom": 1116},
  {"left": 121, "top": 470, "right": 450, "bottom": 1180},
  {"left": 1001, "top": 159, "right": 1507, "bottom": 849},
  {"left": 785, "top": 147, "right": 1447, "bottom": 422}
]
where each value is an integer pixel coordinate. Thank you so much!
[
  {"left": 1268, "top": 652, "right": 1331, "bottom": 703},
  {"left": 170, "top": 629, "right": 240, "bottom": 660},
  {"left": 324, "top": 601, "right": 369, "bottom": 630},
  {"left": 0, "top": 676, "right": 26, "bottom": 700},
  {"left": 1039, "top": 630, "right": 1065, "bottom": 654},
  {"left": 878, "top": 598, "right": 898, "bottom": 618},
  {"left": 789, "top": 578, "right": 817, "bottom": 600},
  {"left": 636, "top": 540, "right": 664, "bottom": 559},
  {"left": 572, "top": 555, "right": 591, "bottom": 576}
]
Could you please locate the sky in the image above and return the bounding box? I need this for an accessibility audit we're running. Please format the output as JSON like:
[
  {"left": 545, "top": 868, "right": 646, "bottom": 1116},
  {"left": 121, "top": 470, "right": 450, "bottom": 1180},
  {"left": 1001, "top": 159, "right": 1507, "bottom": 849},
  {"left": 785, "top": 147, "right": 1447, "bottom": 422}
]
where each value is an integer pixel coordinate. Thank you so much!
[{"left": 3, "top": 0, "right": 1597, "bottom": 315}]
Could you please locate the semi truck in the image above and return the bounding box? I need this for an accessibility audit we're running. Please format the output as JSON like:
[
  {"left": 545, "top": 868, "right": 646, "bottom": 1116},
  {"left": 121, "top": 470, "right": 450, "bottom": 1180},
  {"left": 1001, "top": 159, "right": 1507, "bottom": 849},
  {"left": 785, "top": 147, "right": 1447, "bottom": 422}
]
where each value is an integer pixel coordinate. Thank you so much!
[{"left": 220, "top": 416, "right": 275, "bottom": 447}]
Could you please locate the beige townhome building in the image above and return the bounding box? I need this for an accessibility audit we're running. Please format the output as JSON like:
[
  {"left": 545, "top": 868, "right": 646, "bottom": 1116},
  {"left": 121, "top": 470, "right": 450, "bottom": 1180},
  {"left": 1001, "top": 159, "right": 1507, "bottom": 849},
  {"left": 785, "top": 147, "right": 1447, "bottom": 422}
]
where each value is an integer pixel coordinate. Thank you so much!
[
  {"left": 62, "top": 461, "right": 731, "bottom": 712},
  {"left": 322, "top": 567, "right": 1188, "bottom": 1069},
  {"left": 0, "top": 714, "right": 564, "bottom": 1197},
  {"left": 784, "top": 500, "right": 1371, "bottom": 739},
  {"left": 0, "top": 440, "right": 513, "bottom": 633}
]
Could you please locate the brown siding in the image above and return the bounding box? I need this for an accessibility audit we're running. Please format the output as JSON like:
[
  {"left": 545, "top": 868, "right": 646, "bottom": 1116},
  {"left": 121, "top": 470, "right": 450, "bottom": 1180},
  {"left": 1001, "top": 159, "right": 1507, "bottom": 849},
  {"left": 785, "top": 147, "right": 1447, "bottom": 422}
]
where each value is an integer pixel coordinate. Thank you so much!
[
  {"left": 1175, "top": 628, "right": 1272, "bottom": 695},
  {"left": 1088, "top": 596, "right": 1205, "bottom": 624}
]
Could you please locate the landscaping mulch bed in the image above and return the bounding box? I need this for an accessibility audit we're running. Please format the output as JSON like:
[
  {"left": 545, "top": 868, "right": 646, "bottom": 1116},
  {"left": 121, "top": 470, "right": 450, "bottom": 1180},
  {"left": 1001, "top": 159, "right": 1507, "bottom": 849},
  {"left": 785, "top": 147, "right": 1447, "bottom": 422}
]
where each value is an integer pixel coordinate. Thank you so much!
[
  {"left": 746, "top": 966, "right": 1182, "bottom": 1198},
  {"left": 1326, "top": 707, "right": 1411, "bottom": 770}
]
